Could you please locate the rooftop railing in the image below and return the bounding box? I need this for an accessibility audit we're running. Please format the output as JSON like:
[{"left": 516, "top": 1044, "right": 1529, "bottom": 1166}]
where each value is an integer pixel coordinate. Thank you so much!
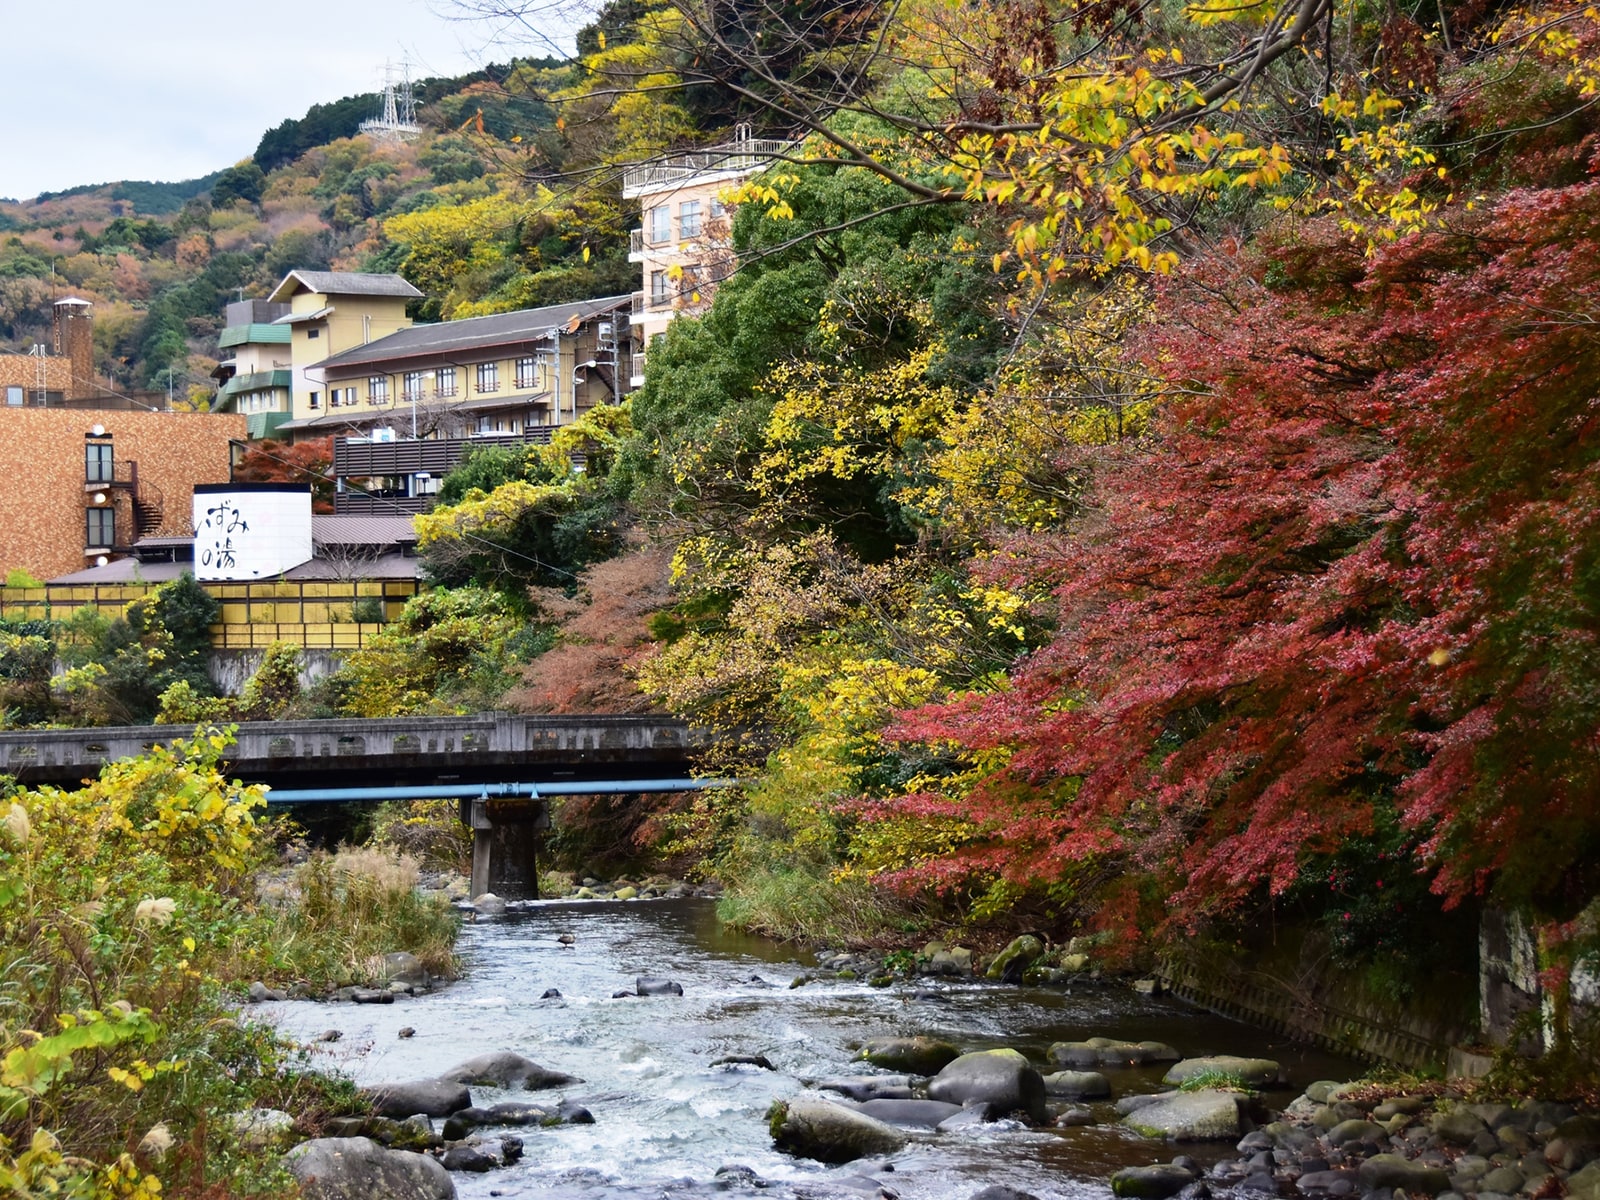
[{"left": 622, "top": 137, "right": 791, "bottom": 195}]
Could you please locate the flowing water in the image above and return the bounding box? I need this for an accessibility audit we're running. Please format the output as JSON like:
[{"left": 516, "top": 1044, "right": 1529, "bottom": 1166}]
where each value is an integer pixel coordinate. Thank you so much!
[{"left": 258, "top": 899, "right": 1363, "bottom": 1200}]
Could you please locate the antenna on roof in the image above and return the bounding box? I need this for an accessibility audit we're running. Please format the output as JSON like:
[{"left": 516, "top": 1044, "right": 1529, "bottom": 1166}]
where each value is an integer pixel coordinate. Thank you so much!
[{"left": 360, "top": 60, "right": 421, "bottom": 143}]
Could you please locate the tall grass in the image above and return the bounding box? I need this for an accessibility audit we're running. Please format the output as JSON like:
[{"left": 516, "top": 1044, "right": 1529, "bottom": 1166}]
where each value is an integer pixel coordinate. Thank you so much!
[
  {"left": 717, "top": 861, "right": 919, "bottom": 946},
  {"left": 270, "top": 848, "right": 459, "bottom": 986}
]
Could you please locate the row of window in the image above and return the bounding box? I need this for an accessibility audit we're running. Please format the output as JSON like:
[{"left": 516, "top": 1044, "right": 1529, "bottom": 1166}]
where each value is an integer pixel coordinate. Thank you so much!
[
  {"left": 646, "top": 198, "right": 726, "bottom": 244},
  {"left": 307, "top": 359, "right": 548, "bottom": 410}
]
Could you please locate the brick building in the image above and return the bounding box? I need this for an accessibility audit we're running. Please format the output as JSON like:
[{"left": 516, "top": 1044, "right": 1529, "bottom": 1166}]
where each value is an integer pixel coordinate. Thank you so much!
[{"left": 0, "top": 409, "right": 246, "bottom": 580}]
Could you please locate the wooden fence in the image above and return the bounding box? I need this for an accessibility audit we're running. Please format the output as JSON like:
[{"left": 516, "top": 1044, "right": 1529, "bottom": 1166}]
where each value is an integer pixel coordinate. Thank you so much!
[{"left": 0, "top": 580, "right": 420, "bottom": 651}]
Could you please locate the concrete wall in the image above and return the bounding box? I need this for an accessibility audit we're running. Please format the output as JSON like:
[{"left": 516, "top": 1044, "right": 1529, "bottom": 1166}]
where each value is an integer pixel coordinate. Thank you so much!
[
  {"left": 0, "top": 408, "right": 246, "bottom": 579},
  {"left": 208, "top": 647, "right": 344, "bottom": 695}
]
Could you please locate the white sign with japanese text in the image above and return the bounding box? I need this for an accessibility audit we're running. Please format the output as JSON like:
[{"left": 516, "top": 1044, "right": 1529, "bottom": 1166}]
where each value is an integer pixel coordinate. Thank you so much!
[{"left": 192, "top": 485, "right": 313, "bottom": 580}]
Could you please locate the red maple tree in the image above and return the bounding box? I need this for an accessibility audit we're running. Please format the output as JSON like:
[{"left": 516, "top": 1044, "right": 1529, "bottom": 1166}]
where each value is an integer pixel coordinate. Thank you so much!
[{"left": 883, "top": 182, "right": 1600, "bottom": 930}]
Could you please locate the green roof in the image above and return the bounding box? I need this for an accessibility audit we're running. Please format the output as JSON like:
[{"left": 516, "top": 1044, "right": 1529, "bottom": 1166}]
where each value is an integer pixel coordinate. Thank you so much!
[
  {"left": 219, "top": 323, "right": 292, "bottom": 349},
  {"left": 247, "top": 411, "right": 294, "bottom": 440}
]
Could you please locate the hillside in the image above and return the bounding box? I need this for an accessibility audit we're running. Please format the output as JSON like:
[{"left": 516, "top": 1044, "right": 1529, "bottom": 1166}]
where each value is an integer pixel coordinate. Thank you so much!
[{"left": 0, "top": 51, "right": 615, "bottom": 397}]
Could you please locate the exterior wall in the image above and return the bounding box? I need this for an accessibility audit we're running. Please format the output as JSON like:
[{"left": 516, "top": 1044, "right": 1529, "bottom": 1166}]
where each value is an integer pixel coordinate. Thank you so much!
[
  {"left": 0, "top": 354, "right": 73, "bottom": 402},
  {"left": 287, "top": 293, "right": 412, "bottom": 420},
  {"left": 0, "top": 409, "right": 246, "bottom": 579},
  {"left": 624, "top": 143, "right": 780, "bottom": 386},
  {"left": 319, "top": 321, "right": 623, "bottom": 435}
]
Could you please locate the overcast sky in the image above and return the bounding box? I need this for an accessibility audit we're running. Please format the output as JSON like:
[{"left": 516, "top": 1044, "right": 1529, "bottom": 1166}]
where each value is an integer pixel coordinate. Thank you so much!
[{"left": 0, "top": 0, "right": 578, "bottom": 202}]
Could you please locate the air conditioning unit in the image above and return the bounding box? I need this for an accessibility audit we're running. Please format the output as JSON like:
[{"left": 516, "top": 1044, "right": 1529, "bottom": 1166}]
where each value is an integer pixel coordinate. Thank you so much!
[{"left": 371, "top": 427, "right": 396, "bottom": 442}]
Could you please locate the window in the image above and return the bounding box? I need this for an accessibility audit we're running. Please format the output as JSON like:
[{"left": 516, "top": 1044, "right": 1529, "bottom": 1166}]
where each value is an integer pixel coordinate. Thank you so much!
[
  {"left": 86, "top": 507, "right": 114, "bottom": 548},
  {"left": 650, "top": 270, "right": 669, "bottom": 306},
  {"left": 403, "top": 371, "right": 425, "bottom": 402},
  {"left": 308, "top": 391, "right": 321, "bottom": 409},
  {"left": 436, "top": 367, "right": 457, "bottom": 398},
  {"left": 476, "top": 362, "right": 499, "bottom": 394},
  {"left": 368, "top": 376, "right": 389, "bottom": 405},
  {"left": 5, "top": 386, "right": 21, "bottom": 406},
  {"left": 85, "top": 440, "right": 113, "bottom": 484},
  {"left": 679, "top": 199, "right": 702, "bottom": 239},
  {"left": 649, "top": 205, "right": 671, "bottom": 243},
  {"left": 710, "top": 196, "right": 727, "bottom": 219},
  {"left": 306, "top": 327, "right": 320, "bottom": 339},
  {"left": 515, "top": 356, "right": 540, "bottom": 390},
  {"left": 413, "top": 473, "right": 439, "bottom": 496}
]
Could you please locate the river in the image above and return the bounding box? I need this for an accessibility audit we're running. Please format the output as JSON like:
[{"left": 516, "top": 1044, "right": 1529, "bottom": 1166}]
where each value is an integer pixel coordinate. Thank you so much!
[{"left": 258, "top": 898, "right": 1364, "bottom": 1200}]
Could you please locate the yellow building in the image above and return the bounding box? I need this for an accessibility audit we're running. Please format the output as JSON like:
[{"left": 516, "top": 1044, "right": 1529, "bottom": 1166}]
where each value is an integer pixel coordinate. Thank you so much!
[
  {"left": 267, "top": 270, "right": 422, "bottom": 423},
  {"left": 622, "top": 128, "right": 789, "bottom": 387},
  {"left": 281, "top": 294, "right": 632, "bottom": 446}
]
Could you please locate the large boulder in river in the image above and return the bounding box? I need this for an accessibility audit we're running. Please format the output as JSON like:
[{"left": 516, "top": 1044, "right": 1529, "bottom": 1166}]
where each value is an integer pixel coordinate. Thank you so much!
[
  {"left": 1162, "top": 1055, "right": 1282, "bottom": 1089},
  {"left": 986, "top": 934, "right": 1045, "bottom": 982},
  {"left": 857, "top": 1035, "right": 961, "bottom": 1074},
  {"left": 815, "top": 1075, "right": 915, "bottom": 1101},
  {"left": 769, "top": 1096, "right": 907, "bottom": 1162},
  {"left": 1121, "top": 1090, "right": 1241, "bottom": 1140},
  {"left": 1111, "top": 1162, "right": 1202, "bottom": 1198},
  {"left": 1356, "top": 1154, "right": 1451, "bottom": 1195},
  {"left": 1050, "top": 1037, "right": 1180, "bottom": 1068},
  {"left": 927, "top": 1049, "right": 1047, "bottom": 1124},
  {"left": 855, "top": 1098, "right": 964, "bottom": 1129},
  {"left": 440, "top": 1052, "right": 580, "bottom": 1090},
  {"left": 362, "top": 1079, "right": 472, "bottom": 1118},
  {"left": 286, "top": 1137, "right": 454, "bottom": 1200},
  {"left": 1042, "top": 1069, "right": 1111, "bottom": 1100}
]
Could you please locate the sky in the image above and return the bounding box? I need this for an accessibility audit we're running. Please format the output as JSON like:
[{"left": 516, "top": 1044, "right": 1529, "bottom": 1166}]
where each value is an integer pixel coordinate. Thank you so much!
[{"left": 0, "top": 0, "right": 580, "bottom": 202}]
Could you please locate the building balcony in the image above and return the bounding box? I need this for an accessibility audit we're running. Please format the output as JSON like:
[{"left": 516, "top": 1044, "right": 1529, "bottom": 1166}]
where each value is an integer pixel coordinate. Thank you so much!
[{"left": 622, "top": 135, "right": 790, "bottom": 198}]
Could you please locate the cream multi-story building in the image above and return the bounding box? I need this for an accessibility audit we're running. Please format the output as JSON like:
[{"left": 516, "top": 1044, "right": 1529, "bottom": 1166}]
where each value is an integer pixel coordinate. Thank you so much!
[
  {"left": 292, "top": 294, "right": 631, "bottom": 442},
  {"left": 622, "top": 128, "right": 788, "bottom": 387},
  {"left": 268, "top": 270, "right": 423, "bottom": 422}
]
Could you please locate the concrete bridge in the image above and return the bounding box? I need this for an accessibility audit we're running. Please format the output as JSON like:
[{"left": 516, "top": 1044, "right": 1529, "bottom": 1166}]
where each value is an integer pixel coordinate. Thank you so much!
[{"left": 0, "top": 714, "right": 715, "bottom": 900}]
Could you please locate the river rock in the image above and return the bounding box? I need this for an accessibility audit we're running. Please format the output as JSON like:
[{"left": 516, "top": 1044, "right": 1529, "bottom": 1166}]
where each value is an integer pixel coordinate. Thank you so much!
[
  {"left": 1110, "top": 1162, "right": 1201, "bottom": 1198},
  {"left": 1567, "top": 1160, "right": 1600, "bottom": 1200},
  {"left": 613, "top": 886, "right": 639, "bottom": 900},
  {"left": 986, "top": 934, "right": 1045, "bottom": 982},
  {"left": 228, "top": 1108, "right": 296, "bottom": 1148},
  {"left": 1432, "top": 1109, "right": 1492, "bottom": 1145},
  {"left": 384, "top": 952, "right": 429, "bottom": 986},
  {"left": 247, "top": 981, "right": 287, "bottom": 1003},
  {"left": 857, "top": 1036, "right": 962, "bottom": 1074},
  {"left": 286, "top": 1136, "right": 455, "bottom": 1200},
  {"left": 1357, "top": 1154, "right": 1451, "bottom": 1195},
  {"left": 920, "top": 942, "right": 975, "bottom": 976},
  {"left": 1049, "top": 1037, "right": 1178, "bottom": 1068},
  {"left": 1163, "top": 1056, "right": 1282, "bottom": 1089},
  {"left": 1121, "top": 1090, "right": 1242, "bottom": 1140},
  {"left": 441, "top": 1104, "right": 556, "bottom": 1139},
  {"left": 351, "top": 989, "right": 394, "bottom": 1004},
  {"left": 362, "top": 1079, "right": 473, "bottom": 1118},
  {"left": 324, "top": 1116, "right": 440, "bottom": 1151},
  {"left": 815, "top": 1075, "right": 916, "bottom": 1102},
  {"left": 769, "top": 1096, "right": 907, "bottom": 1163},
  {"left": 1548, "top": 1114, "right": 1600, "bottom": 1170},
  {"left": 1326, "top": 1118, "right": 1388, "bottom": 1146},
  {"left": 471, "top": 893, "right": 508, "bottom": 914},
  {"left": 970, "top": 1189, "right": 1043, "bottom": 1200},
  {"left": 855, "top": 1099, "right": 964, "bottom": 1128},
  {"left": 440, "top": 1052, "right": 580, "bottom": 1090},
  {"left": 636, "top": 976, "right": 684, "bottom": 996},
  {"left": 927, "top": 1049, "right": 1047, "bottom": 1124},
  {"left": 713, "top": 1055, "right": 775, "bottom": 1070},
  {"left": 440, "top": 1145, "right": 498, "bottom": 1172},
  {"left": 1042, "top": 1069, "right": 1111, "bottom": 1100}
]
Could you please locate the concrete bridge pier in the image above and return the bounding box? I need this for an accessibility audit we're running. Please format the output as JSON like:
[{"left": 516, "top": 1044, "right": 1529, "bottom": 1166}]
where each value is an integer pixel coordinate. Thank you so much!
[{"left": 467, "top": 797, "right": 550, "bottom": 900}]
